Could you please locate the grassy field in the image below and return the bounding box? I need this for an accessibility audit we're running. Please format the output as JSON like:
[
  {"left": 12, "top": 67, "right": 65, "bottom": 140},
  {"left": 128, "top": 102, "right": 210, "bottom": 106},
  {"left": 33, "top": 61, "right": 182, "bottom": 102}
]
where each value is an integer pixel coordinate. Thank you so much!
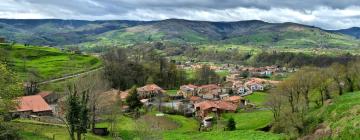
[
  {"left": 1, "top": 44, "right": 102, "bottom": 80},
  {"left": 163, "top": 129, "right": 284, "bottom": 140},
  {"left": 166, "top": 90, "right": 179, "bottom": 95},
  {"left": 12, "top": 120, "right": 111, "bottom": 140},
  {"left": 245, "top": 92, "right": 269, "bottom": 107},
  {"left": 162, "top": 112, "right": 283, "bottom": 140},
  {"left": 222, "top": 110, "right": 274, "bottom": 130},
  {"left": 96, "top": 115, "right": 137, "bottom": 140},
  {"left": 13, "top": 111, "right": 283, "bottom": 140}
]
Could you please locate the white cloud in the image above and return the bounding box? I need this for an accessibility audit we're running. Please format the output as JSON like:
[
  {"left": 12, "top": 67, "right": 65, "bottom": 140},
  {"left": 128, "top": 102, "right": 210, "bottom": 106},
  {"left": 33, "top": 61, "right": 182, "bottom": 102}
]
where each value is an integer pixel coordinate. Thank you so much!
[{"left": 1, "top": 0, "right": 360, "bottom": 29}]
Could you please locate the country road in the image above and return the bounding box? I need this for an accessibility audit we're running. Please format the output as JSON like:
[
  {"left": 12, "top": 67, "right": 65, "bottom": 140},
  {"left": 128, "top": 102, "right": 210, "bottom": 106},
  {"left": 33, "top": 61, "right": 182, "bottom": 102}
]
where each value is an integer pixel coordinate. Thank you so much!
[{"left": 38, "top": 67, "right": 104, "bottom": 85}]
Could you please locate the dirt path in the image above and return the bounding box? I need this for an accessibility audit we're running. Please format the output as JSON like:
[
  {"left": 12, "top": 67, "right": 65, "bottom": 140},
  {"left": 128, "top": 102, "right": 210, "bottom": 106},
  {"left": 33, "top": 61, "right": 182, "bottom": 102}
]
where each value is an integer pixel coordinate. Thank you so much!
[{"left": 38, "top": 67, "right": 103, "bottom": 85}]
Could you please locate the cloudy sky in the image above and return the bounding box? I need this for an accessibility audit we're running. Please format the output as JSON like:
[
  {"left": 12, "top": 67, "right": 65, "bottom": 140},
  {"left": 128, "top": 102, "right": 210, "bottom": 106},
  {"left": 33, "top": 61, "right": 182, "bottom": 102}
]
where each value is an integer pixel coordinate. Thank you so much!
[{"left": 1, "top": 0, "right": 360, "bottom": 29}]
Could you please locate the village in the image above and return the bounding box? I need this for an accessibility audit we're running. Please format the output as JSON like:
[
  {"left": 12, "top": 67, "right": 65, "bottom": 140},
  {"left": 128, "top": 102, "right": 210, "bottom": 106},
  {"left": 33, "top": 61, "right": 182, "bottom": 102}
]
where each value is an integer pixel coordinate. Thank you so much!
[{"left": 11, "top": 63, "right": 298, "bottom": 135}]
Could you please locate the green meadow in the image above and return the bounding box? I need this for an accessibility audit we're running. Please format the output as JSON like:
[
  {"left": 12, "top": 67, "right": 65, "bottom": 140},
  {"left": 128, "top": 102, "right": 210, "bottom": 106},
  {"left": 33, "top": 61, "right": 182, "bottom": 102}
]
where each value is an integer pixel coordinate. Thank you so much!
[{"left": 1, "top": 44, "right": 102, "bottom": 81}]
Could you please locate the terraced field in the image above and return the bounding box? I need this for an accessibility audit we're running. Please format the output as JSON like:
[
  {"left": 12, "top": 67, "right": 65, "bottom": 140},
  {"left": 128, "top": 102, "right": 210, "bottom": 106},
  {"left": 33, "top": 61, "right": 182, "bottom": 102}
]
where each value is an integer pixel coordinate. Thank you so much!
[{"left": 0, "top": 44, "right": 102, "bottom": 80}]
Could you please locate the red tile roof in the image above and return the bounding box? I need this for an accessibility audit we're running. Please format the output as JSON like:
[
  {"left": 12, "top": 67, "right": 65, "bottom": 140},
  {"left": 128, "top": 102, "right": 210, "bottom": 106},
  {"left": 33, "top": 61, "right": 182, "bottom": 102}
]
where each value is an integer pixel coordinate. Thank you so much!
[
  {"left": 195, "top": 100, "right": 237, "bottom": 111},
  {"left": 195, "top": 100, "right": 217, "bottom": 110},
  {"left": 245, "top": 78, "right": 280, "bottom": 85},
  {"left": 137, "top": 84, "right": 165, "bottom": 93},
  {"left": 215, "top": 101, "right": 238, "bottom": 111},
  {"left": 225, "top": 96, "right": 243, "bottom": 102},
  {"left": 199, "top": 84, "right": 220, "bottom": 90},
  {"left": 189, "top": 96, "right": 201, "bottom": 102},
  {"left": 16, "top": 95, "right": 52, "bottom": 112}
]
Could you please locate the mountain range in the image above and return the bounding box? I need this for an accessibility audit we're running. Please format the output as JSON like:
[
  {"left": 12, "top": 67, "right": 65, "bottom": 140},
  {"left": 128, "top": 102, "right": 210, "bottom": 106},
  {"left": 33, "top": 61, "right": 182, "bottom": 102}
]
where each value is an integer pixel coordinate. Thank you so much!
[{"left": 0, "top": 18, "right": 359, "bottom": 49}]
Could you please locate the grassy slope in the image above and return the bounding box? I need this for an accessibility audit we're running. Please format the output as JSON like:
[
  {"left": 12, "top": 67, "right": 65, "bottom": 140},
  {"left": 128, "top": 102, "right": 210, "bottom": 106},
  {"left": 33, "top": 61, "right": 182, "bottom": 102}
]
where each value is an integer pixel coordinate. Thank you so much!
[
  {"left": 226, "top": 26, "right": 359, "bottom": 49},
  {"left": 222, "top": 110, "right": 274, "bottom": 130},
  {"left": 88, "top": 22, "right": 360, "bottom": 52},
  {"left": 13, "top": 111, "right": 282, "bottom": 140},
  {"left": 307, "top": 91, "right": 360, "bottom": 139},
  {"left": 1, "top": 44, "right": 101, "bottom": 80},
  {"left": 12, "top": 120, "right": 111, "bottom": 140},
  {"left": 245, "top": 92, "right": 269, "bottom": 107},
  {"left": 163, "top": 113, "right": 284, "bottom": 140}
]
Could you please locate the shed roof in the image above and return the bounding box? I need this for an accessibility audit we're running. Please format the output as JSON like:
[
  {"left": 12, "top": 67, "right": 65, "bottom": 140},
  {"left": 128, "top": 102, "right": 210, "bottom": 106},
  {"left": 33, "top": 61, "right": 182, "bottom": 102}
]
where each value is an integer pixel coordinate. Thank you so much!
[{"left": 16, "top": 95, "right": 52, "bottom": 112}]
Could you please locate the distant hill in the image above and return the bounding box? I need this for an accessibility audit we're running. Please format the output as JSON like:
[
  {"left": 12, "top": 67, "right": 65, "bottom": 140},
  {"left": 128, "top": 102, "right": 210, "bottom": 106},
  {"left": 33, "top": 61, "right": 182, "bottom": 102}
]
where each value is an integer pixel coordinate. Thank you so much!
[
  {"left": 332, "top": 27, "right": 360, "bottom": 39},
  {"left": 0, "top": 19, "right": 146, "bottom": 46},
  {"left": 0, "top": 19, "right": 359, "bottom": 49}
]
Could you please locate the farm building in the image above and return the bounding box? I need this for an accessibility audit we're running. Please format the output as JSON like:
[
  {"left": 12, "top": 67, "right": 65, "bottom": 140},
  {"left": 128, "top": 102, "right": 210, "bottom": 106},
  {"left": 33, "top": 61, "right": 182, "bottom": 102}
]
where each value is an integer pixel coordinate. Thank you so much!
[
  {"left": 137, "top": 84, "right": 165, "bottom": 98},
  {"left": 12, "top": 95, "right": 52, "bottom": 118},
  {"left": 194, "top": 100, "right": 237, "bottom": 118},
  {"left": 178, "top": 84, "right": 198, "bottom": 98}
]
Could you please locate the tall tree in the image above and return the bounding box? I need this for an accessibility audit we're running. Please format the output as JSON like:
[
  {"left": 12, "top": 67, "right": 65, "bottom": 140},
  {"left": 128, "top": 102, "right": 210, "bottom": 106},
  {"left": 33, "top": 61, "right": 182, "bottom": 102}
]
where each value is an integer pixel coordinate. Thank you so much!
[
  {"left": 126, "top": 87, "right": 143, "bottom": 117},
  {"left": 327, "top": 63, "right": 346, "bottom": 95},
  {"left": 0, "top": 64, "right": 22, "bottom": 115},
  {"left": 75, "top": 71, "right": 109, "bottom": 130},
  {"left": 194, "top": 65, "right": 220, "bottom": 85},
  {"left": 65, "top": 84, "right": 90, "bottom": 140},
  {"left": 0, "top": 64, "right": 22, "bottom": 139},
  {"left": 346, "top": 61, "right": 360, "bottom": 92}
]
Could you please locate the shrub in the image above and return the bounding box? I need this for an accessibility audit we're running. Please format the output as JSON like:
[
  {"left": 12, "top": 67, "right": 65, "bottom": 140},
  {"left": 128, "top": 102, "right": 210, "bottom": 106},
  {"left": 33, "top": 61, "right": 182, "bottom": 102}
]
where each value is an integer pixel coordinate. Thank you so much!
[{"left": 226, "top": 117, "right": 236, "bottom": 131}]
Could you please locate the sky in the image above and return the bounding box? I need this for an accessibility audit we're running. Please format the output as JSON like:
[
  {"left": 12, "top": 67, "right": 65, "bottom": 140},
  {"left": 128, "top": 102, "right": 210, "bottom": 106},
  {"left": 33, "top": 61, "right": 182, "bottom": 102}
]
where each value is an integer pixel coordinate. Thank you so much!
[{"left": 1, "top": 0, "right": 360, "bottom": 29}]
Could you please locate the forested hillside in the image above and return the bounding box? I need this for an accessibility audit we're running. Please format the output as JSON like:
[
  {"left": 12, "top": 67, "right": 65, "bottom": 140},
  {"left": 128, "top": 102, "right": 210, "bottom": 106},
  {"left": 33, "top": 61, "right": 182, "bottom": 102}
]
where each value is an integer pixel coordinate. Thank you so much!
[{"left": 0, "top": 19, "right": 359, "bottom": 50}]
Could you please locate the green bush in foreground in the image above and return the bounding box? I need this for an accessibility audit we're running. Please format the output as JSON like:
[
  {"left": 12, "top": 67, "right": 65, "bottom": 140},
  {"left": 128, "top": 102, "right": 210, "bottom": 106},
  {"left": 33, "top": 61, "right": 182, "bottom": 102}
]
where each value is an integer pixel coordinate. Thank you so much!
[{"left": 226, "top": 117, "right": 236, "bottom": 131}]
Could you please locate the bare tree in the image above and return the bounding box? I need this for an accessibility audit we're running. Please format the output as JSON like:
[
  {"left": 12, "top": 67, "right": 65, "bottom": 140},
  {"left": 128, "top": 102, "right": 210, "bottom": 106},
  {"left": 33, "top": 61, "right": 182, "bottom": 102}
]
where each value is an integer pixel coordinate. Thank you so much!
[
  {"left": 327, "top": 63, "right": 346, "bottom": 95},
  {"left": 74, "top": 71, "right": 110, "bottom": 130}
]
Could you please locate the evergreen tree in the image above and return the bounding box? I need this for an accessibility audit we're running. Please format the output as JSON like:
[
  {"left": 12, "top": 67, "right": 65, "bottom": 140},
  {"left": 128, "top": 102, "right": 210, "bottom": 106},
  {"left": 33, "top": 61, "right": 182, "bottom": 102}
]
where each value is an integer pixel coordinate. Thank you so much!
[
  {"left": 126, "top": 87, "right": 143, "bottom": 111},
  {"left": 65, "top": 85, "right": 89, "bottom": 140},
  {"left": 226, "top": 117, "right": 236, "bottom": 131}
]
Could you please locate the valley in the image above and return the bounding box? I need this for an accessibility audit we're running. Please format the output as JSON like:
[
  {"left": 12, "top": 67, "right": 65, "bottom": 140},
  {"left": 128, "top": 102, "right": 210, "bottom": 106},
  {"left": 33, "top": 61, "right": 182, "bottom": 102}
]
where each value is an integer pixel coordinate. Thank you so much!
[{"left": 1, "top": 16, "right": 360, "bottom": 140}]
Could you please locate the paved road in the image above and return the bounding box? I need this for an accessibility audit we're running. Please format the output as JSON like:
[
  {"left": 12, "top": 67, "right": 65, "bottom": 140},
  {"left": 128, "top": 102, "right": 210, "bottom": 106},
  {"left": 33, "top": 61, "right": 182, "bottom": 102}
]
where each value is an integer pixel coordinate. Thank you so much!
[{"left": 38, "top": 67, "right": 103, "bottom": 85}]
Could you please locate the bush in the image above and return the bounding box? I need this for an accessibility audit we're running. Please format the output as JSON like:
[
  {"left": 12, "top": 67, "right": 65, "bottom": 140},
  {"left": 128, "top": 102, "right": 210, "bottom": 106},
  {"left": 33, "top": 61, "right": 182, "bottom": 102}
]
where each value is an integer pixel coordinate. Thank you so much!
[
  {"left": 0, "top": 122, "right": 20, "bottom": 140},
  {"left": 226, "top": 117, "right": 236, "bottom": 131}
]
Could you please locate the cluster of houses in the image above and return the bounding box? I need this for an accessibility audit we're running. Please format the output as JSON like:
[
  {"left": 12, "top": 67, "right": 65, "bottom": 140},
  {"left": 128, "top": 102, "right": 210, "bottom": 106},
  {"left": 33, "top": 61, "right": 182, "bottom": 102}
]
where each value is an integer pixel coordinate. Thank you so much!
[
  {"left": 11, "top": 79, "right": 278, "bottom": 123},
  {"left": 177, "top": 61, "right": 297, "bottom": 78},
  {"left": 233, "top": 65, "right": 298, "bottom": 77},
  {"left": 10, "top": 63, "right": 282, "bottom": 127},
  {"left": 177, "top": 82, "right": 262, "bottom": 118}
]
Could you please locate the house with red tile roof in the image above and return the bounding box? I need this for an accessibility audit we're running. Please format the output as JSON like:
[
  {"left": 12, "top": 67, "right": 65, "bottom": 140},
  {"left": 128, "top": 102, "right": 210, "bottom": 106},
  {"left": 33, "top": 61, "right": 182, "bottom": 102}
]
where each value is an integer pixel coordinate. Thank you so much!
[
  {"left": 223, "top": 96, "right": 248, "bottom": 108},
  {"left": 194, "top": 100, "right": 237, "bottom": 118},
  {"left": 232, "top": 81, "right": 251, "bottom": 95},
  {"left": 189, "top": 96, "right": 202, "bottom": 104},
  {"left": 198, "top": 84, "right": 221, "bottom": 99},
  {"left": 245, "top": 79, "right": 265, "bottom": 91},
  {"left": 178, "top": 84, "right": 198, "bottom": 98},
  {"left": 137, "top": 84, "right": 165, "bottom": 98},
  {"left": 12, "top": 95, "right": 52, "bottom": 118}
]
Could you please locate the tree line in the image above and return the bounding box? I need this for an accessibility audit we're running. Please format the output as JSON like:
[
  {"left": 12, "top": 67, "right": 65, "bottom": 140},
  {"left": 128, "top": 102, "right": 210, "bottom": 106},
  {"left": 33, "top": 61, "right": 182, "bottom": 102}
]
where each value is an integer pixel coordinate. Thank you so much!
[
  {"left": 249, "top": 51, "right": 357, "bottom": 67},
  {"left": 102, "top": 46, "right": 223, "bottom": 90},
  {"left": 104, "top": 42, "right": 359, "bottom": 68}
]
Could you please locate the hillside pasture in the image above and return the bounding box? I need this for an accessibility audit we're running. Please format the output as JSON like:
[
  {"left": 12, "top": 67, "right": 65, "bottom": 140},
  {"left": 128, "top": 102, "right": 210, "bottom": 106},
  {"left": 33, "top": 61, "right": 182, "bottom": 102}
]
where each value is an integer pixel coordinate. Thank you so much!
[{"left": 1, "top": 44, "right": 102, "bottom": 80}]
